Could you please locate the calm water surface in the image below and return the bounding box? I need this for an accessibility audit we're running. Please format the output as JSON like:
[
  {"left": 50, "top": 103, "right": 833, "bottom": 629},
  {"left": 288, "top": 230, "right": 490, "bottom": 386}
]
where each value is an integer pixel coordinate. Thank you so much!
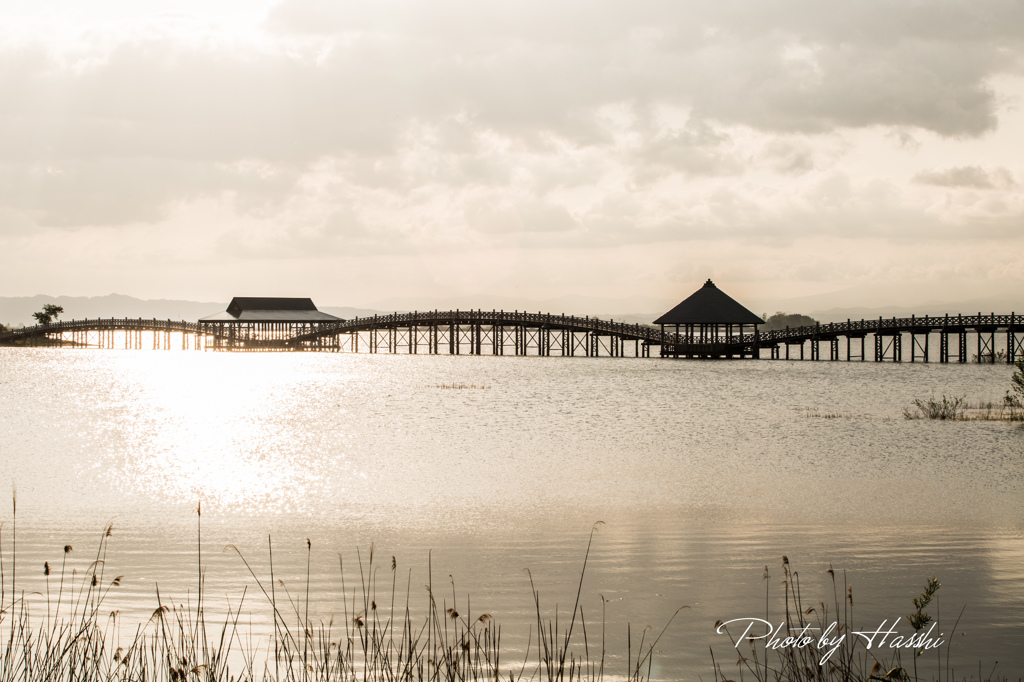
[{"left": 0, "top": 348, "right": 1021, "bottom": 679}]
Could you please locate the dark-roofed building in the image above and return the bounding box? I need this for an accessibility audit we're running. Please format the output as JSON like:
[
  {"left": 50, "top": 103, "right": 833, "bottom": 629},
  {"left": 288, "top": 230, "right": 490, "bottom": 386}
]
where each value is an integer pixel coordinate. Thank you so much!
[
  {"left": 654, "top": 280, "right": 763, "bottom": 358},
  {"left": 199, "top": 297, "right": 343, "bottom": 351}
]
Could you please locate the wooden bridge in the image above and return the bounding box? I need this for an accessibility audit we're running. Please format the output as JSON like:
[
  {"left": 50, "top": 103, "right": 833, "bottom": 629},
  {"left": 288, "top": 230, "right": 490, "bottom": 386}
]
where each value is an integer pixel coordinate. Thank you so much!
[
  {"left": 1, "top": 311, "right": 1021, "bottom": 363},
  {"left": 0, "top": 317, "right": 201, "bottom": 350}
]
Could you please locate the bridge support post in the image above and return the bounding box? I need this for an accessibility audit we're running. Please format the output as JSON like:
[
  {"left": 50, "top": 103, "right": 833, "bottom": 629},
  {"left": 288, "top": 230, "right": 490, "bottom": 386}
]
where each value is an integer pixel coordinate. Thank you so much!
[
  {"left": 955, "top": 315, "right": 965, "bottom": 362},
  {"left": 910, "top": 331, "right": 929, "bottom": 363},
  {"left": 977, "top": 327, "right": 995, "bottom": 363},
  {"left": 1009, "top": 313, "right": 1023, "bottom": 362},
  {"left": 1008, "top": 313, "right": 1015, "bottom": 362}
]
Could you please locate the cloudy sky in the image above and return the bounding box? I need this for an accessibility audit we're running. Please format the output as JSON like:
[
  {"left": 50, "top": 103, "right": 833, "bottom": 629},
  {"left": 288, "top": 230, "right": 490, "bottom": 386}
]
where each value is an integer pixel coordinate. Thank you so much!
[{"left": 1, "top": 0, "right": 1023, "bottom": 313}]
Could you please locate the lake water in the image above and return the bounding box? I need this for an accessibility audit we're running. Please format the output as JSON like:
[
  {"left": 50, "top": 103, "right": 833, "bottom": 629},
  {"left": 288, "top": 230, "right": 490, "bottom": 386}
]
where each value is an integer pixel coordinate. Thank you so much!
[{"left": 0, "top": 348, "right": 1022, "bottom": 680}]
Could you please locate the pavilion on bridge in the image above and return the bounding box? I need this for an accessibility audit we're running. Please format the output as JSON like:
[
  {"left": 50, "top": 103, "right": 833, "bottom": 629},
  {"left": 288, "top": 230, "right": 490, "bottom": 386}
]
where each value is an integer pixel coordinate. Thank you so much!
[
  {"left": 199, "top": 297, "right": 342, "bottom": 351},
  {"left": 654, "top": 280, "right": 763, "bottom": 358}
]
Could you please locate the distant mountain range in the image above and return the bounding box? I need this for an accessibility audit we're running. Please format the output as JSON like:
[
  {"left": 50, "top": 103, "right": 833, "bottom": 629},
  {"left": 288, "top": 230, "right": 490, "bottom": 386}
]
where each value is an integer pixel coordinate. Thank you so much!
[
  {"left": 2, "top": 292, "right": 1021, "bottom": 327},
  {"left": 0, "top": 294, "right": 383, "bottom": 327},
  {"left": 0, "top": 293, "right": 667, "bottom": 327}
]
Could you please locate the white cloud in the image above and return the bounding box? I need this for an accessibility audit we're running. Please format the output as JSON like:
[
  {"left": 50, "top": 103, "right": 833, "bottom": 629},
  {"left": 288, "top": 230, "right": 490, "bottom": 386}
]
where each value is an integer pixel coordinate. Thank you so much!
[
  {"left": 913, "top": 165, "right": 1016, "bottom": 189},
  {"left": 0, "top": 0, "right": 1023, "bottom": 305}
]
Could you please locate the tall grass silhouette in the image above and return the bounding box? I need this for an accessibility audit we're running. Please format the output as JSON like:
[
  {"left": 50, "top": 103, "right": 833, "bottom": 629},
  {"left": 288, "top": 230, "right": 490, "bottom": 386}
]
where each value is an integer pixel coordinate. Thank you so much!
[{"left": 0, "top": 505, "right": 682, "bottom": 682}]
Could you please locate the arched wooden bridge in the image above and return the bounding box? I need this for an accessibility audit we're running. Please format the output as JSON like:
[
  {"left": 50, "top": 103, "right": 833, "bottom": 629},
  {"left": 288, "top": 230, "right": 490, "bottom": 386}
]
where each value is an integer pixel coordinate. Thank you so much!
[
  {"left": 0, "top": 317, "right": 200, "bottom": 350},
  {"left": 1, "top": 311, "right": 1021, "bottom": 363}
]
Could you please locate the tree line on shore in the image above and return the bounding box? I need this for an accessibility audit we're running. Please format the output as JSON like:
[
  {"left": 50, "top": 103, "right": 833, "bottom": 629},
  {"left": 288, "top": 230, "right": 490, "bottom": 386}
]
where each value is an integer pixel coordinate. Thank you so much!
[{"left": 759, "top": 311, "right": 819, "bottom": 331}]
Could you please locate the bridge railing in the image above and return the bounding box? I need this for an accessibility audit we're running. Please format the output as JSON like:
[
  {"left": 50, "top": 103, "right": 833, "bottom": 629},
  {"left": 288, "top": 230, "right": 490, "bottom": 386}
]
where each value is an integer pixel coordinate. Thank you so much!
[
  {"left": 321, "top": 310, "right": 667, "bottom": 341},
  {"left": 758, "top": 312, "right": 1018, "bottom": 346}
]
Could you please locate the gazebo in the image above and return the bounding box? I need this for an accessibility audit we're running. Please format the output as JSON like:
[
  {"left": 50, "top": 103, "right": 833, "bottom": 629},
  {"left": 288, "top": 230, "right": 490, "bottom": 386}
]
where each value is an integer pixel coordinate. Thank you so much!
[
  {"left": 653, "top": 280, "right": 763, "bottom": 358},
  {"left": 199, "top": 297, "right": 343, "bottom": 351}
]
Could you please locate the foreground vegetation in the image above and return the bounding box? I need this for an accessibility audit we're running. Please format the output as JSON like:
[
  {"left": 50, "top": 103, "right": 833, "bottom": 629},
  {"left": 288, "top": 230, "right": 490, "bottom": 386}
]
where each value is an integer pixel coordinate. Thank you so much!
[
  {"left": 903, "top": 359, "right": 1024, "bottom": 422},
  {"left": 0, "top": 510, "right": 1009, "bottom": 681},
  {"left": 0, "top": 514, "right": 686, "bottom": 682}
]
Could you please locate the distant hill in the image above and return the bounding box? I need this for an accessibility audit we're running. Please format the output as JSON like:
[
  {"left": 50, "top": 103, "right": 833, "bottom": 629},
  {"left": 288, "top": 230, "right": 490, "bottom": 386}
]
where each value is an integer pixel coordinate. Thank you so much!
[
  {"left": 807, "top": 303, "right": 1024, "bottom": 324},
  {"left": 749, "top": 285, "right": 1024, "bottom": 325},
  {"left": 0, "top": 294, "right": 226, "bottom": 327},
  {"left": 319, "top": 306, "right": 401, "bottom": 320},
  {"left": 0, "top": 295, "right": 396, "bottom": 327},
  {"left": 0, "top": 294, "right": 665, "bottom": 327},
  {"left": 760, "top": 312, "right": 819, "bottom": 332}
]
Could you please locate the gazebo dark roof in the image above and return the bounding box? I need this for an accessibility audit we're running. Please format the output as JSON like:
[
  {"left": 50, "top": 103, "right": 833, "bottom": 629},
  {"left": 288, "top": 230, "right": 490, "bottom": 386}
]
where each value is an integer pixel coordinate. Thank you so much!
[
  {"left": 654, "top": 280, "right": 762, "bottom": 326},
  {"left": 200, "top": 297, "right": 342, "bottom": 323}
]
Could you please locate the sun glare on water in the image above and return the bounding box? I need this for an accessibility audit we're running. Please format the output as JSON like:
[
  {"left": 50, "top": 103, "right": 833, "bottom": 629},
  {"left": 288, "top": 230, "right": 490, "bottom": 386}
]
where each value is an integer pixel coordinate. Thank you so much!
[{"left": 100, "top": 351, "right": 360, "bottom": 515}]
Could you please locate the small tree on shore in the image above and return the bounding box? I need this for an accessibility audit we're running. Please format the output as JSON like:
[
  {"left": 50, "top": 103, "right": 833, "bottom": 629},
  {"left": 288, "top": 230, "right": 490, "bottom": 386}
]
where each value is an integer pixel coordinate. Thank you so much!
[{"left": 32, "top": 304, "right": 64, "bottom": 325}]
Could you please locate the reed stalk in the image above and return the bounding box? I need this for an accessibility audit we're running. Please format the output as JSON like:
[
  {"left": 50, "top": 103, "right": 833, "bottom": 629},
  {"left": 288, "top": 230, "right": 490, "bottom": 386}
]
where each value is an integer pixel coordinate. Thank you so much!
[{"left": 0, "top": 509, "right": 679, "bottom": 682}]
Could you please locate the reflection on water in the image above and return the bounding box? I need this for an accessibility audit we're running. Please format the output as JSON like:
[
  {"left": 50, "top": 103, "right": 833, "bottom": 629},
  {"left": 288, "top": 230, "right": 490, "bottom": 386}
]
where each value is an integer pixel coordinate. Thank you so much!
[{"left": 0, "top": 348, "right": 1022, "bottom": 678}]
